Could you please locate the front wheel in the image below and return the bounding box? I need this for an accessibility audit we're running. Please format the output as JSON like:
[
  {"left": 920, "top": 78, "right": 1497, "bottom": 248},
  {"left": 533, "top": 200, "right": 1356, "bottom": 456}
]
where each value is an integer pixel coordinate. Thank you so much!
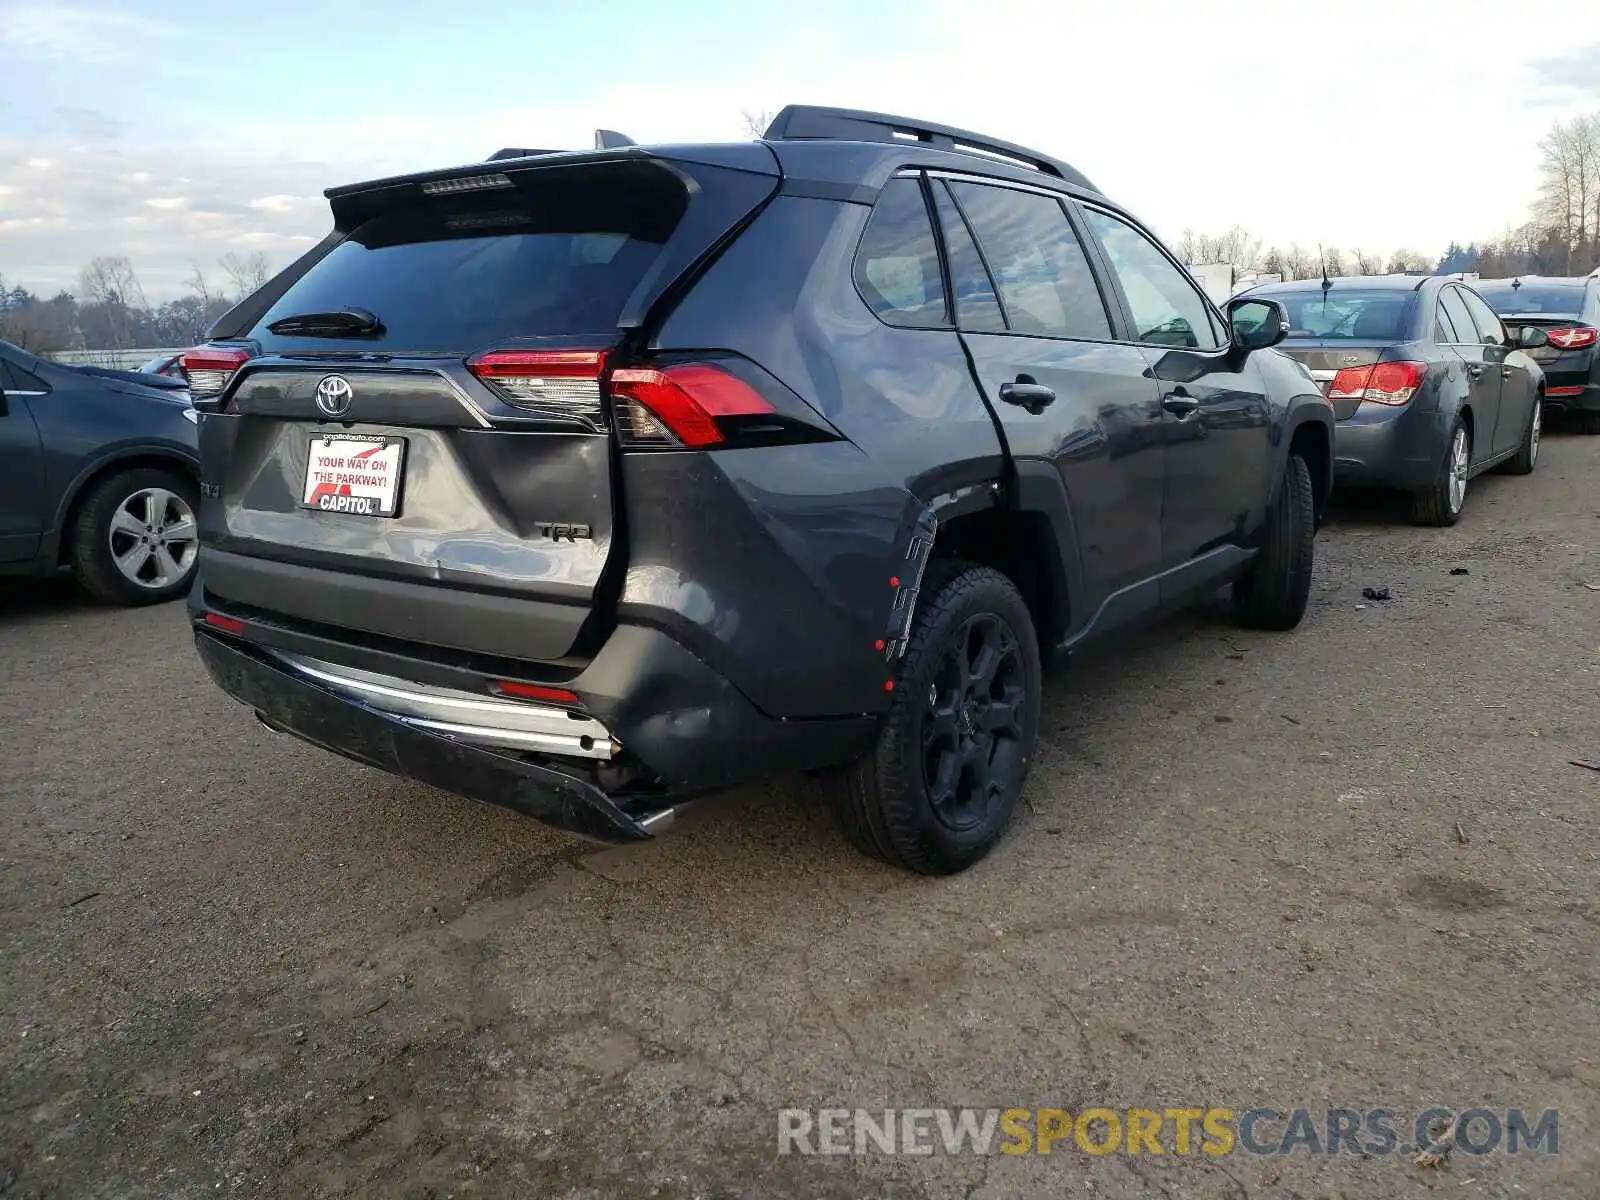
[
  {"left": 69, "top": 467, "right": 200, "bottom": 605},
  {"left": 826, "top": 564, "right": 1041, "bottom": 875},
  {"left": 1411, "top": 418, "right": 1470, "bottom": 527},
  {"left": 1233, "top": 453, "right": 1315, "bottom": 631}
]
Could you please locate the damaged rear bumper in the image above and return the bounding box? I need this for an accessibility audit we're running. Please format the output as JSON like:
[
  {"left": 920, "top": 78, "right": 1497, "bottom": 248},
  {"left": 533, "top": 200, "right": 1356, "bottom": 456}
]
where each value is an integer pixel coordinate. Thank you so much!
[{"left": 195, "top": 630, "right": 665, "bottom": 842}]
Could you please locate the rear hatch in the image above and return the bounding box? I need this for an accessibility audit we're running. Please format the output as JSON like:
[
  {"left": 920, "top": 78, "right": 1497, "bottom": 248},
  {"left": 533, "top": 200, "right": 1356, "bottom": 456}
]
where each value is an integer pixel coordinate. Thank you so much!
[{"left": 195, "top": 150, "right": 779, "bottom": 662}]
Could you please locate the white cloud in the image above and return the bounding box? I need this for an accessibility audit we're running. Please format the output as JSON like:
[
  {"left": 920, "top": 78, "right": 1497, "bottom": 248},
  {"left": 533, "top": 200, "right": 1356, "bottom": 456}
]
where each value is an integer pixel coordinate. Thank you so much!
[
  {"left": 0, "top": 5, "right": 180, "bottom": 64},
  {"left": 248, "top": 194, "right": 312, "bottom": 214},
  {"left": 144, "top": 196, "right": 187, "bottom": 210},
  {"left": 25, "top": 157, "right": 53, "bottom": 170}
]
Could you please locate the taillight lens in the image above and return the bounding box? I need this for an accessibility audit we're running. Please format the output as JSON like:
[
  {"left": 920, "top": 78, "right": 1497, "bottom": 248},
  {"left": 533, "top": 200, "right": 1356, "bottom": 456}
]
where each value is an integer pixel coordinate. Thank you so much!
[
  {"left": 1327, "top": 361, "right": 1425, "bottom": 407},
  {"left": 467, "top": 349, "right": 608, "bottom": 429},
  {"left": 1364, "top": 361, "right": 1427, "bottom": 405},
  {"left": 181, "top": 347, "right": 252, "bottom": 400},
  {"left": 1327, "top": 365, "right": 1373, "bottom": 401},
  {"left": 608, "top": 363, "right": 776, "bottom": 449},
  {"left": 1545, "top": 325, "right": 1598, "bottom": 350}
]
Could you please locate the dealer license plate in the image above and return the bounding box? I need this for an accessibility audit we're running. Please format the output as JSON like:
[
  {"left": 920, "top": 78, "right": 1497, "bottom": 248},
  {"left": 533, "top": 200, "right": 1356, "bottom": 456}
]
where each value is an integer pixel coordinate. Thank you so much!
[{"left": 300, "top": 434, "right": 406, "bottom": 518}]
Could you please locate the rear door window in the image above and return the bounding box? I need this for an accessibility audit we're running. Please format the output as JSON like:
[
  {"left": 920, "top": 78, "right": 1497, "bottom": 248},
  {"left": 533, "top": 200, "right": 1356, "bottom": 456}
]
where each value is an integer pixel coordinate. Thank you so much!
[
  {"left": 1460, "top": 290, "right": 1507, "bottom": 347},
  {"left": 947, "top": 182, "right": 1111, "bottom": 340},
  {"left": 930, "top": 183, "right": 1006, "bottom": 333},
  {"left": 251, "top": 170, "right": 687, "bottom": 354},
  {"left": 1438, "top": 288, "right": 1476, "bottom": 346},
  {"left": 853, "top": 177, "right": 949, "bottom": 329},
  {"left": 1079, "top": 208, "right": 1222, "bottom": 350}
]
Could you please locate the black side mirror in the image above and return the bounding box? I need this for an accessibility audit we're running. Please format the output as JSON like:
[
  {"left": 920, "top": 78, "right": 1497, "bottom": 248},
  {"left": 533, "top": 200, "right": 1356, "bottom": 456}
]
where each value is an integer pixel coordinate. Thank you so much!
[
  {"left": 1225, "top": 297, "right": 1289, "bottom": 352},
  {"left": 1517, "top": 325, "right": 1549, "bottom": 350}
]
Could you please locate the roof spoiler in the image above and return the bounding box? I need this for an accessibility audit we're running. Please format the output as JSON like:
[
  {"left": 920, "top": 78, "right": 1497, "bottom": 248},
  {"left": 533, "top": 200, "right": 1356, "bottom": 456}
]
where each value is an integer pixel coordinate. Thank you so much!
[
  {"left": 761, "top": 104, "right": 1098, "bottom": 192},
  {"left": 487, "top": 129, "right": 637, "bottom": 162}
]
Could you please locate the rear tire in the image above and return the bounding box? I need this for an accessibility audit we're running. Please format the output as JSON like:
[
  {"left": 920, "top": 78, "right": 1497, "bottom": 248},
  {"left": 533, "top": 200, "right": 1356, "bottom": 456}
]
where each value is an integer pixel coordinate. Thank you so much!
[
  {"left": 1232, "top": 453, "right": 1314, "bottom": 631},
  {"left": 1411, "top": 418, "right": 1470, "bottom": 527},
  {"left": 826, "top": 564, "right": 1041, "bottom": 875},
  {"left": 69, "top": 467, "right": 200, "bottom": 606},
  {"left": 1499, "top": 397, "right": 1540, "bottom": 475}
]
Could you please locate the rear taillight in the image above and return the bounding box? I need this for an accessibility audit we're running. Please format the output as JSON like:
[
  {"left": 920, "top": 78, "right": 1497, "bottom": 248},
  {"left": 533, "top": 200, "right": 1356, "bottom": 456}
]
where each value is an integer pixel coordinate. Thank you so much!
[
  {"left": 1327, "top": 361, "right": 1426, "bottom": 407},
  {"left": 181, "top": 347, "right": 252, "bottom": 400},
  {"left": 1545, "top": 325, "right": 1598, "bottom": 351},
  {"left": 608, "top": 363, "right": 776, "bottom": 449},
  {"left": 467, "top": 349, "right": 607, "bottom": 429}
]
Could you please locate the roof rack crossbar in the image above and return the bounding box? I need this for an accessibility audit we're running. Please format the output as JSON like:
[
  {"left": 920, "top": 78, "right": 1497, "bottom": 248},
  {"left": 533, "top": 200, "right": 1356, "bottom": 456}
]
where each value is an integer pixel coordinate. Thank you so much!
[{"left": 761, "top": 105, "right": 1097, "bottom": 192}]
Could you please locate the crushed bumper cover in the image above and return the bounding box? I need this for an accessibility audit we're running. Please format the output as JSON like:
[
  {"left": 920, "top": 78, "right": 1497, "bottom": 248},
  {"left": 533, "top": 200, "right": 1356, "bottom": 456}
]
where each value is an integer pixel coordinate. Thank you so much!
[{"left": 194, "top": 630, "right": 658, "bottom": 843}]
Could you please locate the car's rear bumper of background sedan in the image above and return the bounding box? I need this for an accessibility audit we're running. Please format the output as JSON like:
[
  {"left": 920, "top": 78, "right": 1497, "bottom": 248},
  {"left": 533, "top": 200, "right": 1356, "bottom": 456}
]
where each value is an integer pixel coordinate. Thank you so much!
[
  {"left": 1542, "top": 380, "right": 1600, "bottom": 412},
  {"left": 1332, "top": 402, "right": 1446, "bottom": 490}
]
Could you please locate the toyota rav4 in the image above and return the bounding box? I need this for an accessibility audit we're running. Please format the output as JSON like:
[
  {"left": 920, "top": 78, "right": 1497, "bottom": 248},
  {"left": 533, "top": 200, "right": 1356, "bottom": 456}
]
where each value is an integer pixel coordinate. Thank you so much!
[{"left": 187, "top": 106, "right": 1333, "bottom": 874}]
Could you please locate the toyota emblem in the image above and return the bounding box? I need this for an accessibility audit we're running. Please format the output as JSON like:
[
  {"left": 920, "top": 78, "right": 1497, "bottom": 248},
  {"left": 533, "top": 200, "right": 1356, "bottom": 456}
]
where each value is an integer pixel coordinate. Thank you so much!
[{"left": 314, "top": 375, "right": 354, "bottom": 418}]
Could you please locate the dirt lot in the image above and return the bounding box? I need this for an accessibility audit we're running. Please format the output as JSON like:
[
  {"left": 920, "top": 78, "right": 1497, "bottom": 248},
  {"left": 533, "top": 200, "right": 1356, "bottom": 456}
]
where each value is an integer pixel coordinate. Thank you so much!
[{"left": 2, "top": 431, "right": 1597, "bottom": 1200}]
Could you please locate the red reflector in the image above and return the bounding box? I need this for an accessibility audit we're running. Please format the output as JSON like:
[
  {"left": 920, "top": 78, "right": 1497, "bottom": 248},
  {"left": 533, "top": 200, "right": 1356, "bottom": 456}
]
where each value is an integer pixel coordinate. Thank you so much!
[
  {"left": 467, "top": 349, "right": 607, "bottom": 379},
  {"left": 203, "top": 612, "right": 247, "bottom": 635},
  {"left": 1546, "top": 385, "right": 1586, "bottom": 397},
  {"left": 495, "top": 680, "right": 580, "bottom": 705},
  {"left": 1545, "top": 326, "right": 1598, "bottom": 350},
  {"left": 609, "top": 363, "right": 775, "bottom": 449},
  {"left": 181, "top": 346, "right": 252, "bottom": 399}
]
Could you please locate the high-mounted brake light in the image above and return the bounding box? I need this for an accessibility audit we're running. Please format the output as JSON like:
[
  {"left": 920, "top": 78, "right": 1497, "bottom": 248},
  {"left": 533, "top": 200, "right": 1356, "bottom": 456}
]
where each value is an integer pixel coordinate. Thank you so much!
[
  {"left": 181, "top": 347, "right": 252, "bottom": 400},
  {"left": 1327, "top": 361, "right": 1426, "bottom": 407},
  {"left": 421, "top": 172, "right": 512, "bottom": 196},
  {"left": 608, "top": 363, "right": 776, "bottom": 448},
  {"left": 467, "top": 349, "right": 607, "bottom": 429},
  {"left": 1545, "top": 325, "right": 1598, "bottom": 351}
]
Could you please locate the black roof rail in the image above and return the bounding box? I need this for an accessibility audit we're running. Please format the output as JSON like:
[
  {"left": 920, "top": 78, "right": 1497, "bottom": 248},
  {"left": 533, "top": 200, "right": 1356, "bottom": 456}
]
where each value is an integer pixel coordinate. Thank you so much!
[
  {"left": 761, "top": 104, "right": 1098, "bottom": 192},
  {"left": 487, "top": 147, "right": 561, "bottom": 162}
]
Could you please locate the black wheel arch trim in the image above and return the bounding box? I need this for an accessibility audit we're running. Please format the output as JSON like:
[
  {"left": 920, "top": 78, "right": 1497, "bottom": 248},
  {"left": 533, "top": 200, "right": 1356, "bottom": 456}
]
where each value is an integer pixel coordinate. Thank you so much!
[
  {"left": 1006, "top": 459, "right": 1083, "bottom": 649},
  {"left": 1276, "top": 401, "right": 1335, "bottom": 512}
]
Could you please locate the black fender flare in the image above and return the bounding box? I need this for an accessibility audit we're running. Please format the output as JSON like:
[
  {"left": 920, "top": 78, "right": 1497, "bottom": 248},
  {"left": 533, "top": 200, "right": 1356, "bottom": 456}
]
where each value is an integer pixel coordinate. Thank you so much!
[
  {"left": 1007, "top": 459, "right": 1082, "bottom": 647},
  {"left": 41, "top": 444, "right": 201, "bottom": 565},
  {"left": 1273, "top": 400, "right": 1335, "bottom": 516}
]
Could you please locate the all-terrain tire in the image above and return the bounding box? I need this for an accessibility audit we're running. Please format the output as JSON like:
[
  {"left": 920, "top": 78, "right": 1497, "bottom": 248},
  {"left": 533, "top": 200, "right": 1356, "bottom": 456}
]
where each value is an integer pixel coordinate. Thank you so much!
[
  {"left": 69, "top": 466, "right": 200, "bottom": 606},
  {"left": 1232, "top": 453, "right": 1314, "bottom": 631},
  {"left": 827, "top": 564, "right": 1041, "bottom": 875}
]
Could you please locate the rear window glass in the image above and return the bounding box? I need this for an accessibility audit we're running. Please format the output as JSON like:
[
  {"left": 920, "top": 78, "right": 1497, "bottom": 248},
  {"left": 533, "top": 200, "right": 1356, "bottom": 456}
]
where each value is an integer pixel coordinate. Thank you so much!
[
  {"left": 1474, "top": 282, "right": 1584, "bottom": 316},
  {"left": 1265, "top": 290, "right": 1417, "bottom": 340},
  {"left": 252, "top": 171, "right": 685, "bottom": 353},
  {"left": 853, "top": 177, "right": 948, "bottom": 329}
]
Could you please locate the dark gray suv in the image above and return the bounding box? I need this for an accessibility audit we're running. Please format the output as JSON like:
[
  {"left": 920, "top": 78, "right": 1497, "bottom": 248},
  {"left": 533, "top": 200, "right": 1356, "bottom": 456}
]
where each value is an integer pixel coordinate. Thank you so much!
[
  {"left": 186, "top": 106, "right": 1334, "bottom": 873},
  {"left": 1, "top": 341, "right": 201, "bottom": 604}
]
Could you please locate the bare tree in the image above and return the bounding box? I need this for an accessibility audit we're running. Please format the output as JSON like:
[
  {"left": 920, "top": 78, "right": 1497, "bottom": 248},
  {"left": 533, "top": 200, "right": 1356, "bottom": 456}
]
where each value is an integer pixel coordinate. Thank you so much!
[
  {"left": 1386, "top": 248, "right": 1431, "bottom": 274},
  {"left": 1281, "top": 243, "right": 1315, "bottom": 281},
  {"left": 1321, "top": 246, "right": 1346, "bottom": 277},
  {"left": 1352, "top": 249, "right": 1382, "bottom": 275},
  {"left": 1534, "top": 113, "right": 1600, "bottom": 270},
  {"left": 77, "top": 256, "right": 149, "bottom": 349},
  {"left": 186, "top": 262, "right": 217, "bottom": 308},
  {"left": 219, "top": 250, "right": 271, "bottom": 300},
  {"left": 740, "top": 109, "right": 775, "bottom": 139},
  {"left": 1175, "top": 227, "right": 1261, "bottom": 274}
]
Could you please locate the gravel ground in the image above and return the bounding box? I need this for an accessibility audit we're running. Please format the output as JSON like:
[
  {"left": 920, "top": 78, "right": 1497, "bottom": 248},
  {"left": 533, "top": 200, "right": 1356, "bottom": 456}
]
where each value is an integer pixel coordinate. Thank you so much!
[{"left": 2, "top": 430, "right": 1597, "bottom": 1200}]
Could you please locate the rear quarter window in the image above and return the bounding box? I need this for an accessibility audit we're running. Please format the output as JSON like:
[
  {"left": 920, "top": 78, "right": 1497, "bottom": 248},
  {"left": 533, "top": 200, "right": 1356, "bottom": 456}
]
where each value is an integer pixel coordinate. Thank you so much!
[{"left": 853, "top": 177, "right": 949, "bottom": 329}]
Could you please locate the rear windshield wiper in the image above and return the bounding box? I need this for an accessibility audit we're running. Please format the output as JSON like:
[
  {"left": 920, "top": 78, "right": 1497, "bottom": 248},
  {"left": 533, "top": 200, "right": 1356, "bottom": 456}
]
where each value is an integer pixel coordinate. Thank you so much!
[{"left": 266, "top": 307, "right": 384, "bottom": 338}]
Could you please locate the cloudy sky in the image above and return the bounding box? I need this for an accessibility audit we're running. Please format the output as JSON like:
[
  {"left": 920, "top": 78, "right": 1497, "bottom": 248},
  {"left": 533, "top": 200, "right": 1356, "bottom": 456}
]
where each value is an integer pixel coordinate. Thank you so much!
[{"left": 2, "top": 0, "right": 1596, "bottom": 301}]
